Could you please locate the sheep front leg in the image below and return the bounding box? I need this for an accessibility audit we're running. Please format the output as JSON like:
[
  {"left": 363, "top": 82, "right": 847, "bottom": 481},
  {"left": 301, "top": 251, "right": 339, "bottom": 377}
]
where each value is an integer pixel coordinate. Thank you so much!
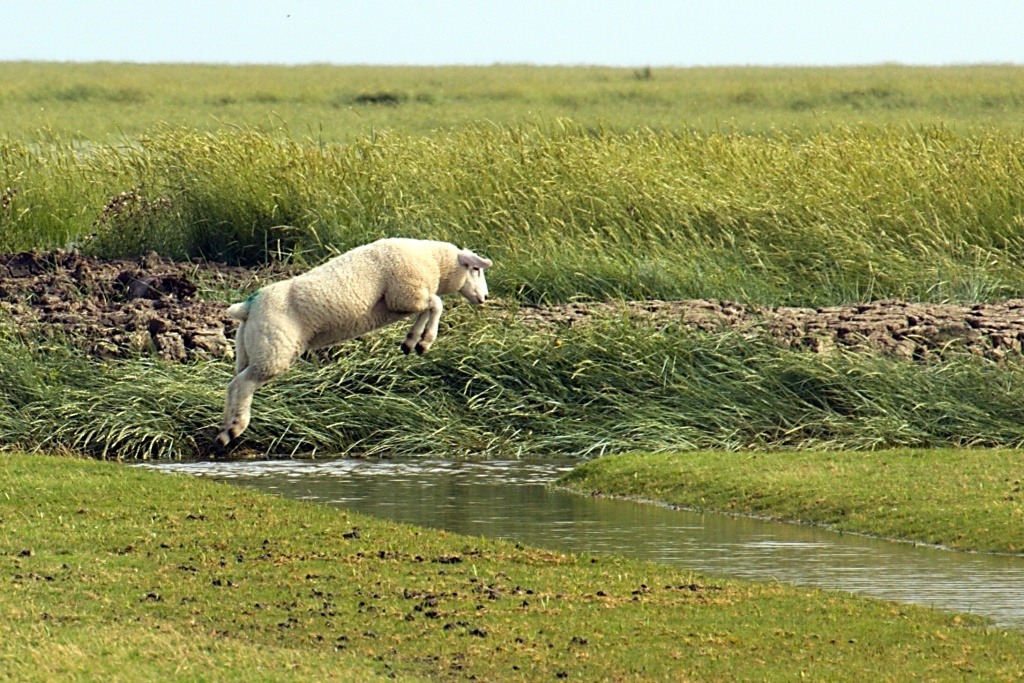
[{"left": 400, "top": 294, "right": 444, "bottom": 355}]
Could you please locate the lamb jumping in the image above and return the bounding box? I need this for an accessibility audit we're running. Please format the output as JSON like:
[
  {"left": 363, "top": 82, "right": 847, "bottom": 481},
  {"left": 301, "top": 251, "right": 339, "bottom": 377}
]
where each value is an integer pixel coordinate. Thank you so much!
[{"left": 216, "top": 238, "right": 493, "bottom": 447}]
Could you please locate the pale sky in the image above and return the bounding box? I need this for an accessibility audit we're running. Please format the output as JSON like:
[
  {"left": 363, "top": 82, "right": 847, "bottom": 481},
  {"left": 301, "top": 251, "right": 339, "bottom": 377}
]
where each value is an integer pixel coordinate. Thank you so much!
[{"left": 2, "top": 1, "right": 1023, "bottom": 67}]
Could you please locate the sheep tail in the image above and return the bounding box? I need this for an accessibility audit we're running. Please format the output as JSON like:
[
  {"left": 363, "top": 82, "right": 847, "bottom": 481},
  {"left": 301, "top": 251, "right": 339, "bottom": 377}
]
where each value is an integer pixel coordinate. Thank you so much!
[{"left": 227, "top": 295, "right": 254, "bottom": 322}]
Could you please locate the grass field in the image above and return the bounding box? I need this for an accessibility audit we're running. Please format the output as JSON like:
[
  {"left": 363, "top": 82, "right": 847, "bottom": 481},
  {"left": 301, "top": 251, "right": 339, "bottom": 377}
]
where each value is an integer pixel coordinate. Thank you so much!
[
  {"left": 4, "top": 63, "right": 1024, "bottom": 141},
  {"left": 3, "top": 453, "right": 1022, "bottom": 682}
]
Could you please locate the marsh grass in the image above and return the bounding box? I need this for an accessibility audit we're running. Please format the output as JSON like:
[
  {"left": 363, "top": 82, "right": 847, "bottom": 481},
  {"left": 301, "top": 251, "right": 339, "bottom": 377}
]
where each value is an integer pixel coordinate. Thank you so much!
[
  {"left": 5, "top": 310, "right": 1024, "bottom": 460},
  {"left": 558, "top": 448, "right": 1024, "bottom": 554},
  {"left": 4, "top": 122, "right": 1024, "bottom": 305},
  {"left": 3, "top": 453, "right": 1022, "bottom": 681}
]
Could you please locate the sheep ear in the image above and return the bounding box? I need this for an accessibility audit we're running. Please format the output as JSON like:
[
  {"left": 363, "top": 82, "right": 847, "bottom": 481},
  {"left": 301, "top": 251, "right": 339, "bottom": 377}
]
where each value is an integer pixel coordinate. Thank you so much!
[{"left": 458, "top": 250, "right": 492, "bottom": 269}]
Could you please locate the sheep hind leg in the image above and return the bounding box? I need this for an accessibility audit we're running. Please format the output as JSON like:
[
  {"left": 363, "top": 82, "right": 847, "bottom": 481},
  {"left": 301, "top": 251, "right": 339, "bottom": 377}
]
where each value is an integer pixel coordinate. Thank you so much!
[
  {"left": 233, "top": 319, "right": 249, "bottom": 375},
  {"left": 217, "top": 366, "right": 271, "bottom": 446}
]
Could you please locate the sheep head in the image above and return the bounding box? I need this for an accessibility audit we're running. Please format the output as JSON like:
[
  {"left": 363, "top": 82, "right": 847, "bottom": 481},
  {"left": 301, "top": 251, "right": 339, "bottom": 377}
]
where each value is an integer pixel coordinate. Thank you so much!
[{"left": 457, "top": 250, "right": 492, "bottom": 305}]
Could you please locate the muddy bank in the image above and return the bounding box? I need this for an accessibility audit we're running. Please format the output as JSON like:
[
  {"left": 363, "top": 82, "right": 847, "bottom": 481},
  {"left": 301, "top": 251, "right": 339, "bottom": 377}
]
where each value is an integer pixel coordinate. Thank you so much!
[
  {"left": 515, "top": 299, "right": 1024, "bottom": 361},
  {"left": 0, "top": 249, "right": 284, "bottom": 362},
  {"left": 2, "top": 249, "right": 1024, "bottom": 363}
]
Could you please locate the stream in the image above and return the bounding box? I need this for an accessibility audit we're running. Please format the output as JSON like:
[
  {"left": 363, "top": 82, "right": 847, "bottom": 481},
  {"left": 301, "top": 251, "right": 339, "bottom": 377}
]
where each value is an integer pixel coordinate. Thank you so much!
[{"left": 146, "top": 458, "right": 1024, "bottom": 629}]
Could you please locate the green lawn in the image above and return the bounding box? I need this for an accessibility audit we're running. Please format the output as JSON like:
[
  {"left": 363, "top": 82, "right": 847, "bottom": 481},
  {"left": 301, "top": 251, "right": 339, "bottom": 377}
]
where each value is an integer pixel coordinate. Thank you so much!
[{"left": 2, "top": 452, "right": 1022, "bottom": 681}]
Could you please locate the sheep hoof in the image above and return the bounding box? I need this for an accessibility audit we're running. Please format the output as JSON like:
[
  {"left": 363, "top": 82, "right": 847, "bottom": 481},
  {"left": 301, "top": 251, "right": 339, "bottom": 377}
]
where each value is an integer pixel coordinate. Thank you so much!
[
  {"left": 400, "top": 343, "right": 412, "bottom": 355},
  {"left": 216, "top": 431, "right": 231, "bottom": 447},
  {"left": 414, "top": 343, "right": 428, "bottom": 355}
]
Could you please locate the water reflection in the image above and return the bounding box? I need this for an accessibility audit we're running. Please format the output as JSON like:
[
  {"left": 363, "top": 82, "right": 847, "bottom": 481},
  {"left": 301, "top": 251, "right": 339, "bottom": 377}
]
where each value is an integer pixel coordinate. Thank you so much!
[{"left": 146, "top": 458, "right": 1024, "bottom": 629}]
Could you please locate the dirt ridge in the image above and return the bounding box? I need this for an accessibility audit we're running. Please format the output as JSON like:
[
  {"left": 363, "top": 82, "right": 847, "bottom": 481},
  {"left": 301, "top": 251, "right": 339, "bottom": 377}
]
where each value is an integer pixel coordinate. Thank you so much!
[{"left": 2, "top": 249, "right": 1024, "bottom": 363}]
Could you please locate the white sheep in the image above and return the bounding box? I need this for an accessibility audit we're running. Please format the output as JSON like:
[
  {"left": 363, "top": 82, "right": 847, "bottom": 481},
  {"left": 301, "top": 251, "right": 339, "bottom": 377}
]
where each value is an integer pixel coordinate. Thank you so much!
[{"left": 216, "top": 238, "right": 493, "bottom": 446}]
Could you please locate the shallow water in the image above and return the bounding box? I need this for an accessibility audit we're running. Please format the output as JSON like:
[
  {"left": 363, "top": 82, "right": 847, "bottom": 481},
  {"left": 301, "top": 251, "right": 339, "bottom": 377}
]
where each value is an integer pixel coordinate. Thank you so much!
[{"left": 147, "top": 458, "right": 1024, "bottom": 629}]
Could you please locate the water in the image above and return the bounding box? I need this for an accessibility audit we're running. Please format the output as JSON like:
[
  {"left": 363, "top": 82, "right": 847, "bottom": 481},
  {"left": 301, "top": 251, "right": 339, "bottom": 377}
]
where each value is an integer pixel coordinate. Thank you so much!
[{"left": 146, "top": 458, "right": 1024, "bottom": 629}]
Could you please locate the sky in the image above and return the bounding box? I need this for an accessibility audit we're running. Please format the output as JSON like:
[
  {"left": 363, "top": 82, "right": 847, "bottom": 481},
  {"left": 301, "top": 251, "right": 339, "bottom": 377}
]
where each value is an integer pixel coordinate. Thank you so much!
[{"left": 2, "top": 1, "right": 1023, "bottom": 67}]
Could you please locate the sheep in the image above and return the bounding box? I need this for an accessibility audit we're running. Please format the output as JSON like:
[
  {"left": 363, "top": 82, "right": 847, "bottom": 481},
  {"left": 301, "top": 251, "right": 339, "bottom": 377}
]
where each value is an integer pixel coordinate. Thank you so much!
[{"left": 216, "top": 238, "right": 493, "bottom": 447}]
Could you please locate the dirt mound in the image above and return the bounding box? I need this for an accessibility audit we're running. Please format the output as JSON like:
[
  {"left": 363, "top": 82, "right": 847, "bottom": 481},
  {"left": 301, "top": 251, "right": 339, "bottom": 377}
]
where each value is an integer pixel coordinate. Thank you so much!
[
  {"left": 0, "top": 250, "right": 288, "bottom": 362},
  {"left": 2, "top": 249, "right": 1024, "bottom": 363}
]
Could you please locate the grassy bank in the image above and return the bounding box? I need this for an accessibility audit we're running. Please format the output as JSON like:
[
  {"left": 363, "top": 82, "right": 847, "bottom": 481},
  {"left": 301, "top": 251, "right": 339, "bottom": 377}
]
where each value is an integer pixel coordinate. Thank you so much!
[
  {"left": 3, "top": 67, "right": 1024, "bottom": 465},
  {"left": 4, "top": 63, "right": 1024, "bottom": 141},
  {"left": 558, "top": 449, "right": 1024, "bottom": 554},
  {"left": 2, "top": 453, "right": 1022, "bottom": 681},
  {"left": 6, "top": 313, "right": 1024, "bottom": 459},
  {"left": 4, "top": 123, "right": 1024, "bottom": 305}
]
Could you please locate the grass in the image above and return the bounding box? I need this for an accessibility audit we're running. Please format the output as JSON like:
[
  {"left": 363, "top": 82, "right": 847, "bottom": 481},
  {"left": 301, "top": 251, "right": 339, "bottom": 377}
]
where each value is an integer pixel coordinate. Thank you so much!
[
  {"left": 6, "top": 312, "right": 1024, "bottom": 460},
  {"left": 558, "top": 449, "right": 1024, "bottom": 554},
  {"left": 4, "top": 123, "right": 1024, "bottom": 305},
  {"left": 2, "top": 452, "right": 1022, "bottom": 681}
]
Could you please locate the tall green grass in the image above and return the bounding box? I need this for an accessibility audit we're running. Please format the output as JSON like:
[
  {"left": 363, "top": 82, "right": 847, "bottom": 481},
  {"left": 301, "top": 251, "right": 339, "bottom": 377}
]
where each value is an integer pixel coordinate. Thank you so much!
[
  {"left": 4, "top": 310, "right": 1024, "bottom": 460},
  {"left": 3, "top": 122, "right": 1024, "bottom": 305}
]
